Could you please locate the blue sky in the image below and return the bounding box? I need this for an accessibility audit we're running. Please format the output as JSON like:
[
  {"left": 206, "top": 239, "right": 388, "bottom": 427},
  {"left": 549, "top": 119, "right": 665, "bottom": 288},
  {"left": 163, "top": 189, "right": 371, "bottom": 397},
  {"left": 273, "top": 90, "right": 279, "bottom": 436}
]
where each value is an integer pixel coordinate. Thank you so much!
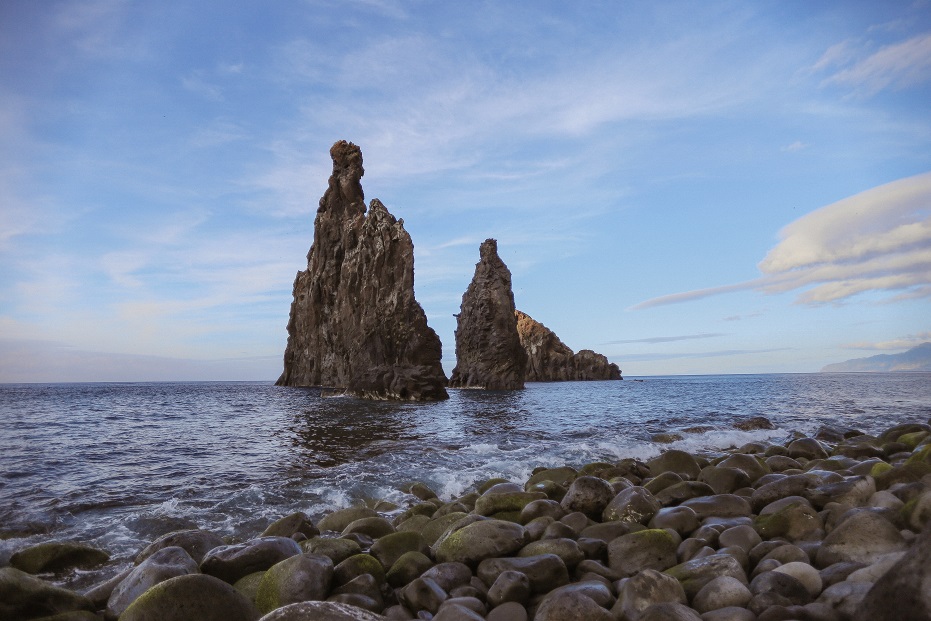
[{"left": 1, "top": 0, "right": 929, "bottom": 382}]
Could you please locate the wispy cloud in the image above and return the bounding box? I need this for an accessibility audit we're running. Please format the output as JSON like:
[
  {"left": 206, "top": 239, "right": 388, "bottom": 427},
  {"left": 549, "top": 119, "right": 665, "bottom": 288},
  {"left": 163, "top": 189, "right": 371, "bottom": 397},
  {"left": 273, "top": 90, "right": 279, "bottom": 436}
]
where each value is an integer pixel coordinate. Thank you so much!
[
  {"left": 603, "top": 333, "right": 726, "bottom": 345},
  {"left": 781, "top": 141, "right": 808, "bottom": 152},
  {"left": 841, "top": 332, "right": 931, "bottom": 351},
  {"left": 611, "top": 348, "right": 791, "bottom": 363},
  {"left": 816, "top": 33, "right": 931, "bottom": 95},
  {"left": 632, "top": 171, "right": 931, "bottom": 309},
  {"left": 181, "top": 72, "right": 224, "bottom": 101}
]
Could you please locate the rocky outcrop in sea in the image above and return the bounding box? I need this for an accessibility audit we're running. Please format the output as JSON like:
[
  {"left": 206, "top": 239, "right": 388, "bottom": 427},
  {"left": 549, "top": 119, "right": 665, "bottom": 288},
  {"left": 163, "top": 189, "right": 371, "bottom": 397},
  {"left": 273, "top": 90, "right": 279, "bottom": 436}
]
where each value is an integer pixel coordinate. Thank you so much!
[
  {"left": 275, "top": 141, "right": 448, "bottom": 401},
  {"left": 515, "top": 311, "right": 621, "bottom": 381},
  {"left": 449, "top": 239, "right": 527, "bottom": 390},
  {"left": 6, "top": 420, "right": 931, "bottom": 620}
]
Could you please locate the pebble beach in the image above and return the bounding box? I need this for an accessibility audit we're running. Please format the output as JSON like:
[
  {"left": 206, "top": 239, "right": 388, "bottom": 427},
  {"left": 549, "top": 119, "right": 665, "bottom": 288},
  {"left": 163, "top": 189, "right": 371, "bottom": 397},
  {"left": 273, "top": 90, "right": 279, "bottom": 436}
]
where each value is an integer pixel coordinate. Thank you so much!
[{"left": 4, "top": 418, "right": 931, "bottom": 621}]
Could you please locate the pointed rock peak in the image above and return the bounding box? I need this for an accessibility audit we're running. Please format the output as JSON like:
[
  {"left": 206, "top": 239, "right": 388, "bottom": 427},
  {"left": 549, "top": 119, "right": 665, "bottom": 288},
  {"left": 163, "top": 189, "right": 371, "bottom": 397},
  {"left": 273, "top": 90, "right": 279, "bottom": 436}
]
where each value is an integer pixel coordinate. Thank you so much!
[
  {"left": 318, "top": 140, "right": 366, "bottom": 216},
  {"left": 277, "top": 141, "right": 448, "bottom": 401},
  {"left": 449, "top": 239, "right": 526, "bottom": 390},
  {"left": 480, "top": 238, "right": 498, "bottom": 261}
]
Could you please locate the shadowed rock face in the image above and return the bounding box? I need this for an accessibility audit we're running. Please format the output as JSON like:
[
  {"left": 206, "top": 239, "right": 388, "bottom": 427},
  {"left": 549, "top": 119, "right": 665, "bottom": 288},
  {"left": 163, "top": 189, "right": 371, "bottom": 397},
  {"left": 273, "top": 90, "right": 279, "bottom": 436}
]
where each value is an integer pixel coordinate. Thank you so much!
[
  {"left": 448, "top": 239, "right": 526, "bottom": 390},
  {"left": 515, "top": 311, "right": 621, "bottom": 381},
  {"left": 276, "top": 140, "right": 448, "bottom": 401}
]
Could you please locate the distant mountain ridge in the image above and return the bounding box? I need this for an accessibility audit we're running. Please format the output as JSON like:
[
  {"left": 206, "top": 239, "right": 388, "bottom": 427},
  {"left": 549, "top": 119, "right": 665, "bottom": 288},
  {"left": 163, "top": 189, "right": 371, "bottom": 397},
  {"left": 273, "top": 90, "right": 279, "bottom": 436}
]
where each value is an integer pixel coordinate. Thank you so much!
[{"left": 821, "top": 342, "right": 931, "bottom": 373}]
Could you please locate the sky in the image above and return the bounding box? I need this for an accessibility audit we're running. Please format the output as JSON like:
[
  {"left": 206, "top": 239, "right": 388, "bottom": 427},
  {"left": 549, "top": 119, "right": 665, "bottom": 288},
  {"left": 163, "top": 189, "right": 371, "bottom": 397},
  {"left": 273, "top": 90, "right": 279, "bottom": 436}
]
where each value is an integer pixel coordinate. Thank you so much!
[{"left": 1, "top": 0, "right": 930, "bottom": 382}]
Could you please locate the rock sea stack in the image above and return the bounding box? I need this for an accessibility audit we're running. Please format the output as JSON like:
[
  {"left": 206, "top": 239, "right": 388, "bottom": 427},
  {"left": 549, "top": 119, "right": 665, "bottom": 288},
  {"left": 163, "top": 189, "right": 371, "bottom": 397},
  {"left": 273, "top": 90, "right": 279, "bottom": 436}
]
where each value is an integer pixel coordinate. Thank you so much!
[
  {"left": 515, "top": 310, "right": 621, "bottom": 381},
  {"left": 276, "top": 140, "right": 448, "bottom": 401},
  {"left": 449, "top": 239, "right": 527, "bottom": 390}
]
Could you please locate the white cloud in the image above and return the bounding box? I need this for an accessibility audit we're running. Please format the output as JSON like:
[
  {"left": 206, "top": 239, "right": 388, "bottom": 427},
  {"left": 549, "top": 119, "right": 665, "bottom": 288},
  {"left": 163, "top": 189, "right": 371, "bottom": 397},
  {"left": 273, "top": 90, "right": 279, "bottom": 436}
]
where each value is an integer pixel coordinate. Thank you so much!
[
  {"left": 781, "top": 141, "right": 808, "bottom": 152},
  {"left": 181, "top": 73, "right": 224, "bottom": 101},
  {"left": 633, "top": 171, "right": 931, "bottom": 309},
  {"left": 842, "top": 332, "right": 931, "bottom": 350},
  {"left": 819, "top": 33, "right": 931, "bottom": 95}
]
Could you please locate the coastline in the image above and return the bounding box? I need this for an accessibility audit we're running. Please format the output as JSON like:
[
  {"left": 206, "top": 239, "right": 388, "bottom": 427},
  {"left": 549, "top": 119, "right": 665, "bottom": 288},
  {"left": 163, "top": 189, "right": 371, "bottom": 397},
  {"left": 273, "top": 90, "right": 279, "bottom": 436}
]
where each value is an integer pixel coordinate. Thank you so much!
[{"left": 4, "top": 417, "right": 931, "bottom": 620}]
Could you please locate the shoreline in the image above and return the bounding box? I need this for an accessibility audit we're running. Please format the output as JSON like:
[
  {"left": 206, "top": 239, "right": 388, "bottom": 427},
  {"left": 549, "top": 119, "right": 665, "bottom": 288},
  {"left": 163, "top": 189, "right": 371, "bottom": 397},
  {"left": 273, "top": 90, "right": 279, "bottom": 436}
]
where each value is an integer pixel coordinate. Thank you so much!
[{"left": 4, "top": 418, "right": 931, "bottom": 620}]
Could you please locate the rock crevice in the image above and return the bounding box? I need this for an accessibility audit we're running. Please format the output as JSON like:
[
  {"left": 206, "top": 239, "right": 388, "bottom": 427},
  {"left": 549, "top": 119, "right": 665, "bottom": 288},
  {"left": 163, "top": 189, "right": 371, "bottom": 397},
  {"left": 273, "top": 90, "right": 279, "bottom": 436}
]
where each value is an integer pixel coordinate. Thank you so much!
[{"left": 276, "top": 140, "right": 448, "bottom": 401}]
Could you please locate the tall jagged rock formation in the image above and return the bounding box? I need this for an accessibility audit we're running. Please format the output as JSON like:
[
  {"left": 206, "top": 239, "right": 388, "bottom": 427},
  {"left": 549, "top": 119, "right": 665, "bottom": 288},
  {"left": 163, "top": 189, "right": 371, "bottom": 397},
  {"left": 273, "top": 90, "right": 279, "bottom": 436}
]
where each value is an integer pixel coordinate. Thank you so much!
[
  {"left": 448, "top": 239, "right": 527, "bottom": 390},
  {"left": 276, "top": 140, "right": 449, "bottom": 401},
  {"left": 515, "top": 310, "right": 622, "bottom": 381}
]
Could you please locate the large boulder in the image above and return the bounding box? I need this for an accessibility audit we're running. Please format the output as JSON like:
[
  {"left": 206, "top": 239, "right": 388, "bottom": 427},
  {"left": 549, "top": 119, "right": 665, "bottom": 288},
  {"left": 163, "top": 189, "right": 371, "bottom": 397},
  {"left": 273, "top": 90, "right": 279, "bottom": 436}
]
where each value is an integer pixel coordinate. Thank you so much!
[
  {"left": 201, "top": 537, "right": 302, "bottom": 584},
  {"left": 515, "top": 311, "right": 621, "bottom": 381},
  {"left": 10, "top": 541, "right": 109, "bottom": 574},
  {"left": 478, "top": 554, "right": 570, "bottom": 594},
  {"left": 106, "top": 546, "right": 199, "bottom": 619},
  {"left": 853, "top": 523, "right": 931, "bottom": 621},
  {"left": 0, "top": 567, "right": 95, "bottom": 621},
  {"left": 448, "top": 239, "right": 526, "bottom": 390},
  {"left": 815, "top": 511, "right": 907, "bottom": 566},
  {"left": 276, "top": 140, "right": 448, "bottom": 401},
  {"left": 119, "top": 573, "right": 260, "bottom": 621},
  {"left": 135, "top": 528, "right": 225, "bottom": 564},
  {"left": 255, "top": 553, "right": 334, "bottom": 613},
  {"left": 434, "top": 519, "right": 527, "bottom": 567}
]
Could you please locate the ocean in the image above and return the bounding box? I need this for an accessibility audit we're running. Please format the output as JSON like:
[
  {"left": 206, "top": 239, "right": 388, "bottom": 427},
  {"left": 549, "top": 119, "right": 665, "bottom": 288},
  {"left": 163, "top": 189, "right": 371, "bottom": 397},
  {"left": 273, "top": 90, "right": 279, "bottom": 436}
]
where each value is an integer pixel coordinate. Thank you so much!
[{"left": 1, "top": 373, "right": 929, "bottom": 588}]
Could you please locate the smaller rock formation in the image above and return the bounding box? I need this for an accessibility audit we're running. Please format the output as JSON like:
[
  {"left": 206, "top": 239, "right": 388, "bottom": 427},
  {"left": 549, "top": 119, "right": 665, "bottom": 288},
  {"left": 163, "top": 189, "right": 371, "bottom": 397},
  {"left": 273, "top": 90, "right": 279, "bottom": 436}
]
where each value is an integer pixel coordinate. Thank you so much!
[
  {"left": 448, "top": 239, "right": 527, "bottom": 390},
  {"left": 515, "top": 311, "right": 621, "bottom": 381}
]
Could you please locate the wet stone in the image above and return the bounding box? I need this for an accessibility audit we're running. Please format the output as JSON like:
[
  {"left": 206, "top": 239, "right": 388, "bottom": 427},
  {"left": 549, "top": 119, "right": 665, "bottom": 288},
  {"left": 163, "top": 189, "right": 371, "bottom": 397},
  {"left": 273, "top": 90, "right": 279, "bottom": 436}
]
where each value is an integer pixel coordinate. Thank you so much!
[{"left": 559, "top": 477, "right": 615, "bottom": 519}]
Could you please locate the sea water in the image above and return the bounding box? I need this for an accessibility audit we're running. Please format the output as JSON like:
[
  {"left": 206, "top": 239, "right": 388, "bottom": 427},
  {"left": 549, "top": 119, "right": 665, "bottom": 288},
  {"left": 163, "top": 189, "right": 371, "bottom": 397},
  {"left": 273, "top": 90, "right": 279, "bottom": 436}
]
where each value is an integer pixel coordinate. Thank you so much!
[{"left": 1, "top": 373, "right": 929, "bottom": 587}]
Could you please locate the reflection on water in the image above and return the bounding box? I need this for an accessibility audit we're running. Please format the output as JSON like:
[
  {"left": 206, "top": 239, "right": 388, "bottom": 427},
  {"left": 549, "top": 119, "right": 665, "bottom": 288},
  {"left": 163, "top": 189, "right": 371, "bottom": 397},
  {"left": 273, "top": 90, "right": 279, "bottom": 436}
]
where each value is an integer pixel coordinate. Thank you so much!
[{"left": 286, "top": 399, "right": 427, "bottom": 468}]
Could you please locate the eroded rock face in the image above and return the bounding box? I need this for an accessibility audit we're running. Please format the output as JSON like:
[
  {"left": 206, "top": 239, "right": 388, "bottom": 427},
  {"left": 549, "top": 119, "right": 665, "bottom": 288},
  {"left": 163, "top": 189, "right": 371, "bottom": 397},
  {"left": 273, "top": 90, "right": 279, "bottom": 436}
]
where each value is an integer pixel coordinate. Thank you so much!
[
  {"left": 515, "top": 311, "right": 621, "bottom": 381},
  {"left": 276, "top": 141, "right": 448, "bottom": 401},
  {"left": 448, "top": 239, "right": 526, "bottom": 390}
]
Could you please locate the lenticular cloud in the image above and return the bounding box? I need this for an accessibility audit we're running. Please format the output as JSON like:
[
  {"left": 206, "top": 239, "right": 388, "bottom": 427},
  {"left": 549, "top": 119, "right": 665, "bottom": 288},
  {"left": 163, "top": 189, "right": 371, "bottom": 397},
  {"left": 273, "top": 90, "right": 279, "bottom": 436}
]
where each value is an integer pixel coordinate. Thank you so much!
[
  {"left": 758, "top": 171, "right": 931, "bottom": 304},
  {"left": 631, "top": 171, "right": 931, "bottom": 310}
]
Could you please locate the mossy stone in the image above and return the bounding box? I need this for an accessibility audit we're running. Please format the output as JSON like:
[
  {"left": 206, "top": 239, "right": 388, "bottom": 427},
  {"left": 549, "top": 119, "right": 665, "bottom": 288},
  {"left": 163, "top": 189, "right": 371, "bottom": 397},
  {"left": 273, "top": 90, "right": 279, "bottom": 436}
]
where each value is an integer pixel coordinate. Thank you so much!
[
  {"left": 874, "top": 461, "right": 931, "bottom": 490},
  {"left": 489, "top": 510, "right": 523, "bottom": 523},
  {"left": 433, "top": 519, "right": 527, "bottom": 567},
  {"left": 386, "top": 551, "right": 434, "bottom": 588},
  {"left": 333, "top": 554, "right": 386, "bottom": 586},
  {"left": 254, "top": 553, "right": 334, "bottom": 614},
  {"left": 261, "top": 512, "right": 319, "bottom": 539},
  {"left": 300, "top": 538, "right": 361, "bottom": 566},
  {"left": 232, "top": 571, "right": 265, "bottom": 604},
  {"left": 396, "top": 515, "right": 431, "bottom": 533},
  {"left": 607, "top": 528, "right": 678, "bottom": 576},
  {"left": 422, "top": 512, "right": 469, "bottom": 546},
  {"left": 370, "top": 531, "right": 429, "bottom": 569},
  {"left": 525, "top": 467, "right": 577, "bottom": 488},
  {"left": 907, "top": 445, "right": 931, "bottom": 465},
  {"left": 643, "top": 472, "right": 682, "bottom": 495},
  {"left": 897, "top": 431, "right": 929, "bottom": 450},
  {"left": 0, "top": 567, "right": 96, "bottom": 620},
  {"left": 870, "top": 462, "right": 893, "bottom": 478},
  {"left": 317, "top": 507, "right": 378, "bottom": 533},
  {"left": 579, "top": 462, "right": 616, "bottom": 477},
  {"left": 518, "top": 538, "right": 584, "bottom": 569},
  {"left": 526, "top": 480, "right": 567, "bottom": 501},
  {"left": 342, "top": 516, "right": 395, "bottom": 539},
  {"left": 10, "top": 542, "right": 109, "bottom": 574},
  {"left": 753, "top": 503, "right": 821, "bottom": 541},
  {"left": 475, "top": 491, "right": 546, "bottom": 516},
  {"left": 120, "top": 574, "right": 260, "bottom": 621},
  {"left": 478, "top": 478, "right": 510, "bottom": 494},
  {"left": 409, "top": 482, "right": 438, "bottom": 500}
]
